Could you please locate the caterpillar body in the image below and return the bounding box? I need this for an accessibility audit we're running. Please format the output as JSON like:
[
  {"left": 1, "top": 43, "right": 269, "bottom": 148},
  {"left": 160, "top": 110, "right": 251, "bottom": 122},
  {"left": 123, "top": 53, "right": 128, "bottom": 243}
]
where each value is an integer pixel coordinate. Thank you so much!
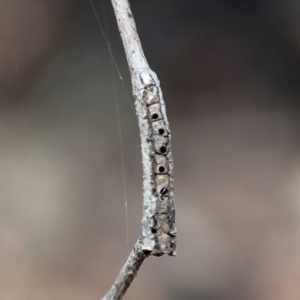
[{"left": 134, "top": 70, "right": 176, "bottom": 256}]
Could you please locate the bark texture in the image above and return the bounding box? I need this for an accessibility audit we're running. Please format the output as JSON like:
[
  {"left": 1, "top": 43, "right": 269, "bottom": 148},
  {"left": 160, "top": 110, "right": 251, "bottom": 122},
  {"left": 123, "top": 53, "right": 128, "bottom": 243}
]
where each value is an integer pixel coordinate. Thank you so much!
[
  {"left": 102, "top": 0, "right": 177, "bottom": 298},
  {"left": 111, "top": 0, "right": 176, "bottom": 258}
]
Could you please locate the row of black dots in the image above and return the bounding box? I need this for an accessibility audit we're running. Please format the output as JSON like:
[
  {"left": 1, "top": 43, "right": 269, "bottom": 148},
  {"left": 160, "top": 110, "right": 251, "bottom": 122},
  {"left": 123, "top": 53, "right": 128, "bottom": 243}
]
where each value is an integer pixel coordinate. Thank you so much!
[
  {"left": 144, "top": 87, "right": 171, "bottom": 199},
  {"left": 146, "top": 88, "right": 169, "bottom": 156},
  {"left": 144, "top": 86, "right": 175, "bottom": 253}
]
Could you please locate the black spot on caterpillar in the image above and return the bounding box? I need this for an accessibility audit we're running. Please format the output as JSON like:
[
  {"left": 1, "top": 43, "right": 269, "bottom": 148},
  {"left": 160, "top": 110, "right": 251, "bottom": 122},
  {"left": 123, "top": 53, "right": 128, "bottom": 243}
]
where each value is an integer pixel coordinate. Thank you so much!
[
  {"left": 160, "top": 188, "right": 168, "bottom": 195},
  {"left": 159, "top": 166, "right": 165, "bottom": 173}
]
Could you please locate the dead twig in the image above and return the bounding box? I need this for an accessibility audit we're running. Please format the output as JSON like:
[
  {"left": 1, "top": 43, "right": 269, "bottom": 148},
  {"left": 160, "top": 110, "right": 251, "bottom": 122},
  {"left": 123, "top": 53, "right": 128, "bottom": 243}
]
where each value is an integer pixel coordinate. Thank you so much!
[{"left": 102, "top": 0, "right": 177, "bottom": 298}]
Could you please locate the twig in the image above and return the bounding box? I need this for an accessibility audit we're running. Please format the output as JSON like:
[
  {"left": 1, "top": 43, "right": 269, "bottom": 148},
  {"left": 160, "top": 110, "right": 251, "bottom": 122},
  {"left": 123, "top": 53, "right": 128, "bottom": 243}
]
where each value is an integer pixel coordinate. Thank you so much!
[
  {"left": 102, "top": 0, "right": 177, "bottom": 298},
  {"left": 102, "top": 238, "right": 146, "bottom": 300}
]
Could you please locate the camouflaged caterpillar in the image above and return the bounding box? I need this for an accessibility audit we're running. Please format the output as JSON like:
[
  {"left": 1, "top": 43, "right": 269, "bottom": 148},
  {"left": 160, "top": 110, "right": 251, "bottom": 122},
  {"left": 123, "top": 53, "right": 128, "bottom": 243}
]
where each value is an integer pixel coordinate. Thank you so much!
[
  {"left": 135, "top": 70, "right": 176, "bottom": 256},
  {"left": 101, "top": 1, "right": 177, "bottom": 298}
]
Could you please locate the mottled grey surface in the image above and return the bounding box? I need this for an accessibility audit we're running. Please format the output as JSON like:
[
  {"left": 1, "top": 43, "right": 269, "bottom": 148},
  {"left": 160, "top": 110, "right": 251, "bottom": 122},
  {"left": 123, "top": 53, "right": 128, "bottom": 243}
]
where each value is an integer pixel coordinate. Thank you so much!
[{"left": 1, "top": 0, "right": 300, "bottom": 299}]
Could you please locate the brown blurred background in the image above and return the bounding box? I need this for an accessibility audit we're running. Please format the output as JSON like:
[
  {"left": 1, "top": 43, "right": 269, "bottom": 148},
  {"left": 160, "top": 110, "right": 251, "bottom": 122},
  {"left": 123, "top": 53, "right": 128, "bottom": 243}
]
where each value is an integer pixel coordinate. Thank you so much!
[{"left": 1, "top": 0, "right": 300, "bottom": 299}]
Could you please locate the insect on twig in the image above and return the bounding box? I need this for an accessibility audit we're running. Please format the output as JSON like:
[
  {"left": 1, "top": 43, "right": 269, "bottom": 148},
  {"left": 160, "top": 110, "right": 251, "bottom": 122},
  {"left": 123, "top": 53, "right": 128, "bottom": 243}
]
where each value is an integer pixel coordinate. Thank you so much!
[{"left": 100, "top": 0, "right": 177, "bottom": 299}]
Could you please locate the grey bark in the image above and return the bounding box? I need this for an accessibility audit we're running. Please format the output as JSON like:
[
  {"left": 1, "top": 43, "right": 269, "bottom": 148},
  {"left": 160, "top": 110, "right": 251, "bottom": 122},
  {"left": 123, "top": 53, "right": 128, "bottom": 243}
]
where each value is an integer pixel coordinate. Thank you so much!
[
  {"left": 102, "top": 0, "right": 177, "bottom": 298},
  {"left": 102, "top": 238, "right": 146, "bottom": 300}
]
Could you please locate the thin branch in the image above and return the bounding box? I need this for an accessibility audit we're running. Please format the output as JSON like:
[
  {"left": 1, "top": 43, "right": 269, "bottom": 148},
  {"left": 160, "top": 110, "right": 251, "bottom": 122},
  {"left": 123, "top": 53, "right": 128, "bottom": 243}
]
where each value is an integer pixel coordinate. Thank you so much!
[
  {"left": 102, "top": 238, "right": 146, "bottom": 300},
  {"left": 102, "top": 0, "right": 177, "bottom": 298}
]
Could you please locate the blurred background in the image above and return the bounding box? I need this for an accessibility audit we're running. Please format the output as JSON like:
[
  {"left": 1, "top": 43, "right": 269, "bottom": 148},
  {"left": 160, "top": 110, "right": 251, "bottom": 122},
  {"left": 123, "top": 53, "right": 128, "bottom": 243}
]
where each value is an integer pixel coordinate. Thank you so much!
[{"left": 1, "top": 0, "right": 300, "bottom": 299}]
